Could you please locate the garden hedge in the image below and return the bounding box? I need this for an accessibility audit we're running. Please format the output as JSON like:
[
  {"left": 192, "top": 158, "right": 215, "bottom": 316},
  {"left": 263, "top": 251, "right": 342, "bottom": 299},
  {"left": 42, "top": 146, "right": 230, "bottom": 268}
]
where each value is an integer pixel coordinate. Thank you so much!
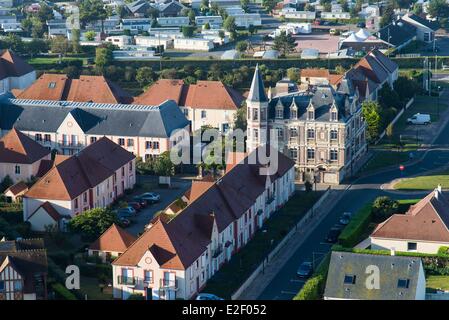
[
  {"left": 51, "top": 283, "right": 77, "bottom": 300},
  {"left": 337, "top": 204, "right": 373, "bottom": 248},
  {"left": 293, "top": 253, "right": 330, "bottom": 300}
]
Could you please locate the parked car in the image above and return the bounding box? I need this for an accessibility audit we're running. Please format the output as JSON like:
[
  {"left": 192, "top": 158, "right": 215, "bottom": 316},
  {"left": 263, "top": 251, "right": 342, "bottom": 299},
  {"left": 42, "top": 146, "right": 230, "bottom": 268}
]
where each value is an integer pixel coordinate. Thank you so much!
[
  {"left": 117, "top": 206, "right": 137, "bottom": 218},
  {"left": 356, "top": 21, "right": 366, "bottom": 28},
  {"left": 133, "top": 197, "right": 148, "bottom": 207},
  {"left": 339, "top": 212, "right": 352, "bottom": 226},
  {"left": 118, "top": 217, "right": 131, "bottom": 228},
  {"left": 135, "top": 192, "right": 161, "bottom": 204},
  {"left": 326, "top": 227, "right": 342, "bottom": 243},
  {"left": 196, "top": 293, "right": 224, "bottom": 300},
  {"left": 128, "top": 201, "right": 142, "bottom": 212},
  {"left": 297, "top": 261, "right": 313, "bottom": 278},
  {"left": 407, "top": 113, "right": 431, "bottom": 125}
]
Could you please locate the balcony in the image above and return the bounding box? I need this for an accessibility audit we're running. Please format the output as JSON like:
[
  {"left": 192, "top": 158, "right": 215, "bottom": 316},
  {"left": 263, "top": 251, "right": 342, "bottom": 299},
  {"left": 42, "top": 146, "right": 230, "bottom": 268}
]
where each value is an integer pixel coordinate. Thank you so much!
[
  {"left": 266, "top": 196, "right": 275, "bottom": 205},
  {"left": 117, "top": 276, "right": 137, "bottom": 286},
  {"left": 212, "top": 246, "right": 223, "bottom": 259},
  {"left": 159, "top": 279, "right": 178, "bottom": 290}
]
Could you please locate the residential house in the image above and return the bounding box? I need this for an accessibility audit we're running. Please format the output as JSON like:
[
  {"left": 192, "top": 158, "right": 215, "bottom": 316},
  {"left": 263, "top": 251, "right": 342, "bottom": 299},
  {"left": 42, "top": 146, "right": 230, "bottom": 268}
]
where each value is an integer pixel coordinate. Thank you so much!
[
  {"left": 3, "top": 181, "right": 28, "bottom": 202},
  {"left": 0, "top": 237, "right": 48, "bottom": 300},
  {"left": 23, "top": 137, "right": 136, "bottom": 231},
  {"left": 121, "top": 18, "right": 152, "bottom": 33},
  {"left": 324, "top": 251, "right": 426, "bottom": 300},
  {"left": 46, "top": 19, "right": 67, "bottom": 38},
  {"left": 111, "top": 146, "right": 295, "bottom": 300},
  {"left": 105, "top": 35, "right": 133, "bottom": 49},
  {"left": 370, "top": 187, "right": 449, "bottom": 254},
  {"left": 133, "top": 79, "right": 244, "bottom": 132},
  {"left": 88, "top": 223, "right": 137, "bottom": 263},
  {"left": 135, "top": 35, "right": 174, "bottom": 49},
  {"left": 0, "top": 128, "right": 51, "bottom": 184},
  {"left": 173, "top": 37, "right": 215, "bottom": 51},
  {"left": 155, "top": 0, "right": 186, "bottom": 17},
  {"left": 13, "top": 74, "right": 134, "bottom": 104},
  {"left": 112, "top": 46, "right": 161, "bottom": 60},
  {"left": 377, "top": 20, "right": 417, "bottom": 51},
  {"left": 156, "top": 16, "right": 189, "bottom": 27},
  {"left": 0, "top": 50, "right": 36, "bottom": 94},
  {"left": 282, "top": 11, "right": 316, "bottom": 20},
  {"left": 195, "top": 15, "right": 223, "bottom": 28},
  {"left": 321, "top": 10, "right": 351, "bottom": 20},
  {"left": 247, "top": 50, "right": 398, "bottom": 184},
  {"left": 0, "top": 98, "right": 190, "bottom": 159},
  {"left": 0, "top": 14, "right": 21, "bottom": 32},
  {"left": 126, "top": 0, "right": 152, "bottom": 17},
  {"left": 299, "top": 68, "right": 343, "bottom": 87},
  {"left": 401, "top": 13, "right": 439, "bottom": 43}
]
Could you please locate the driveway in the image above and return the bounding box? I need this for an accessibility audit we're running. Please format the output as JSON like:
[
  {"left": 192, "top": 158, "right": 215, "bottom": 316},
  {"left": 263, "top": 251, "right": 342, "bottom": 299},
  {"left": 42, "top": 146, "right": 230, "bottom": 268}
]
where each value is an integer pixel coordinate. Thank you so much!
[{"left": 125, "top": 176, "right": 192, "bottom": 236}]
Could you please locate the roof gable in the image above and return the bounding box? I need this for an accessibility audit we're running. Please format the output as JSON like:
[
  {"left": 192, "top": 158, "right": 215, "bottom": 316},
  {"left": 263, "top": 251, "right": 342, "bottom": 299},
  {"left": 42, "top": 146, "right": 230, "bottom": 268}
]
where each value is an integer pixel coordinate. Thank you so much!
[
  {"left": 89, "top": 223, "right": 137, "bottom": 252},
  {"left": 0, "top": 128, "right": 50, "bottom": 164}
]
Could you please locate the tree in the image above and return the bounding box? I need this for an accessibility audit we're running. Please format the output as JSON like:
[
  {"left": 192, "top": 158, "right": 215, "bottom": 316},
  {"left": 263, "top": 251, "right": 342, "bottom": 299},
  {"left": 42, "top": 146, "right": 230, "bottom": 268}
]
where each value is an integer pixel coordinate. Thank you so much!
[
  {"left": 64, "top": 65, "right": 81, "bottom": 78},
  {"left": 71, "top": 29, "right": 81, "bottom": 53},
  {"left": 181, "top": 25, "right": 196, "bottom": 38},
  {"left": 218, "top": 30, "right": 225, "bottom": 39},
  {"left": 273, "top": 31, "right": 296, "bottom": 57},
  {"left": 145, "top": 7, "right": 159, "bottom": 19},
  {"left": 79, "top": 0, "right": 107, "bottom": 30},
  {"left": 362, "top": 100, "right": 381, "bottom": 143},
  {"left": 378, "top": 85, "right": 402, "bottom": 110},
  {"left": 287, "top": 67, "right": 300, "bottom": 83},
  {"left": 160, "top": 68, "right": 178, "bottom": 79},
  {"left": 203, "top": 22, "right": 211, "bottom": 30},
  {"left": 37, "top": 3, "right": 54, "bottom": 22},
  {"left": 68, "top": 208, "right": 117, "bottom": 241},
  {"left": 50, "top": 36, "right": 69, "bottom": 56},
  {"left": 26, "top": 39, "right": 48, "bottom": 57},
  {"left": 117, "top": 5, "right": 128, "bottom": 19},
  {"left": 223, "top": 16, "right": 236, "bottom": 33},
  {"left": 136, "top": 66, "right": 154, "bottom": 87},
  {"left": 262, "top": 0, "right": 277, "bottom": 12},
  {"left": 412, "top": 3, "right": 423, "bottom": 15},
  {"left": 235, "top": 40, "right": 248, "bottom": 52},
  {"left": 4, "top": 34, "right": 24, "bottom": 53},
  {"left": 84, "top": 30, "right": 97, "bottom": 41},
  {"left": 380, "top": 2, "right": 395, "bottom": 27},
  {"left": 0, "top": 175, "right": 13, "bottom": 193},
  {"left": 95, "top": 43, "right": 114, "bottom": 71},
  {"left": 372, "top": 196, "right": 399, "bottom": 220},
  {"left": 248, "top": 24, "right": 257, "bottom": 35},
  {"left": 233, "top": 103, "right": 247, "bottom": 130},
  {"left": 335, "top": 65, "right": 346, "bottom": 75},
  {"left": 241, "top": 0, "right": 250, "bottom": 11},
  {"left": 153, "top": 151, "right": 175, "bottom": 176},
  {"left": 427, "top": 0, "right": 449, "bottom": 20}
]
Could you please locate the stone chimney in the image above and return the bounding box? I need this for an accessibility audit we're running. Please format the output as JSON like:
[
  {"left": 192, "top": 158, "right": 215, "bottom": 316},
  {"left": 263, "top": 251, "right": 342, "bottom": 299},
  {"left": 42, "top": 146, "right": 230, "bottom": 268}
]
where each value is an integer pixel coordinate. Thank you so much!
[{"left": 435, "top": 184, "right": 442, "bottom": 200}]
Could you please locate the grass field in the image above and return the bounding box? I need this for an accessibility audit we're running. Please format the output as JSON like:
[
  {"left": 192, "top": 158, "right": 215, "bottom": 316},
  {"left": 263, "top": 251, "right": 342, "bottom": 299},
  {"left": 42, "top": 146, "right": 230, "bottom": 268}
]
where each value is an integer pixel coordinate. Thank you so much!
[
  {"left": 394, "top": 170, "right": 449, "bottom": 190},
  {"left": 426, "top": 275, "right": 449, "bottom": 292}
]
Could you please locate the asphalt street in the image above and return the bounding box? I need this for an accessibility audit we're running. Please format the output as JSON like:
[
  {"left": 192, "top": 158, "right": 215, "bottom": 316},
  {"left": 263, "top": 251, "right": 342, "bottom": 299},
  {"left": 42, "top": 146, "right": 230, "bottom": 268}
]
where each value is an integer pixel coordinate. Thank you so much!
[{"left": 258, "top": 101, "right": 449, "bottom": 300}]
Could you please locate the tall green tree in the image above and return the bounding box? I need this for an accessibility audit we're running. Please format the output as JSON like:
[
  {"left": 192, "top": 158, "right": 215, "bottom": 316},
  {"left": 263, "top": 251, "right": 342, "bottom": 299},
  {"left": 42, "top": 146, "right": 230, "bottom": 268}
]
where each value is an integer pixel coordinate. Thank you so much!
[
  {"left": 273, "top": 31, "right": 296, "bottom": 57},
  {"left": 79, "top": 0, "right": 107, "bottom": 30},
  {"left": 95, "top": 43, "right": 114, "bottom": 71},
  {"left": 362, "top": 100, "right": 381, "bottom": 143},
  {"left": 136, "top": 66, "right": 154, "bottom": 87},
  {"left": 68, "top": 208, "right": 117, "bottom": 241},
  {"left": 427, "top": 0, "right": 449, "bottom": 19}
]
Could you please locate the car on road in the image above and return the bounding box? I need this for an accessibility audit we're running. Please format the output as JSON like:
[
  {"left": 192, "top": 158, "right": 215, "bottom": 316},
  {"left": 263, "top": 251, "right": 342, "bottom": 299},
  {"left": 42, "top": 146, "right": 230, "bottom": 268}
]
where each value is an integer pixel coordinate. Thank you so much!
[
  {"left": 134, "top": 192, "right": 161, "bottom": 204},
  {"left": 296, "top": 261, "right": 313, "bottom": 278},
  {"left": 407, "top": 113, "right": 431, "bottom": 125},
  {"left": 196, "top": 293, "right": 224, "bottom": 300},
  {"left": 117, "top": 206, "right": 137, "bottom": 218},
  {"left": 356, "top": 21, "right": 366, "bottom": 28},
  {"left": 339, "top": 212, "right": 352, "bottom": 226},
  {"left": 326, "top": 227, "right": 342, "bottom": 243}
]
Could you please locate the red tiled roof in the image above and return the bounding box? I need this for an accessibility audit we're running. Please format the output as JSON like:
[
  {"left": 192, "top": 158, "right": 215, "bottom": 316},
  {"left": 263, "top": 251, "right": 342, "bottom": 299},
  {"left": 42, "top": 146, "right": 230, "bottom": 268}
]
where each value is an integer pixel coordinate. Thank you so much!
[
  {"left": 371, "top": 190, "right": 449, "bottom": 242},
  {"left": 133, "top": 79, "right": 244, "bottom": 110},
  {"left": 0, "top": 50, "right": 34, "bottom": 80},
  {"left": 25, "top": 137, "right": 135, "bottom": 201},
  {"left": 28, "top": 201, "right": 62, "bottom": 222},
  {"left": 15, "top": 74, "right": 133, "bottom": 104},
  {"left": 113, "top": 146, "right": 294, "bottom": 270},
  {"left": 0, "top": 128, "right": 50, "bottom": 164},
  {"left": 89, "top": 223, "right": 136, "bottom": 253},
  {"left": 4, "top": 181, "right": 28, "bottom": 196},
  {"left": 300, "top": 68, "right": 330, "bottom": 78}
]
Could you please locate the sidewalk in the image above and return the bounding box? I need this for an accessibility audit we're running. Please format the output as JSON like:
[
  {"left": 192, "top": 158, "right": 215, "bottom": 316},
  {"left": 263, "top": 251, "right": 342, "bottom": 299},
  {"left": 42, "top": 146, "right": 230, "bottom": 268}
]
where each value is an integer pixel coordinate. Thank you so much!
[{"left": 237, "top": 188, "right": 346, "bottom": 300}]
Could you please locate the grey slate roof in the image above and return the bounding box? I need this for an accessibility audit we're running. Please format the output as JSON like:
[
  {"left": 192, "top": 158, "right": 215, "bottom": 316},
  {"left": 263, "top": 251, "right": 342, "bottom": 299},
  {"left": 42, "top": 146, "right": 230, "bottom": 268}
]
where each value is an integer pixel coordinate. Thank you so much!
[
  {"left": 0, "top": 98, "right": 189, "bottom": 138},
  {"left": 248, "top": 64, "right": 268, "bottom": 103},
  {"left": 324, "top": 251, "right": 424, "bottom": 300},
  {"left": 406, "top": 14, "right": 439, "bottom": 31},
  {"left": 377, "top": 20, "right": 416, "bottom": 47},
  {"left": 268, "top": 85, "right": 349, "bottom": 122}
]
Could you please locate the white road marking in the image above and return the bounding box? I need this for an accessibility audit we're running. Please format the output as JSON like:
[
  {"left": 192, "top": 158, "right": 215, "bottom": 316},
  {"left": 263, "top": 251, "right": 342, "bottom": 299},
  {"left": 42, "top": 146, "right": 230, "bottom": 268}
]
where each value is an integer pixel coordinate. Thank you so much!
[
  {"left": 290, "top": 279, "right": 305, "bottom": 283},
  {"left": 281, "top": 291, "right": 298, "bottom": 295}
]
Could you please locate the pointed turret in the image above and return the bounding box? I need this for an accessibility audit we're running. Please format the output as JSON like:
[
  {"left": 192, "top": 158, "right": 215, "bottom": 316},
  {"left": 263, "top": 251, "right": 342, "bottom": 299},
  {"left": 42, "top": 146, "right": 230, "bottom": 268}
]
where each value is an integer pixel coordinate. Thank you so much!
[{"left": 248, "top": 64, "right": 268, "bottom": 103}]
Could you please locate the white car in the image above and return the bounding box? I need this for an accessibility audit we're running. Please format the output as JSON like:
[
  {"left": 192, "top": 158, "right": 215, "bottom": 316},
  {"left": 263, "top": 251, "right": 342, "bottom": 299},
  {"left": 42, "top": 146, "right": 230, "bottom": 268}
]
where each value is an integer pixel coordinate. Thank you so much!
[
  {"left": 196, "top": 293, "right": 224, "bottom": 300},
  {"left": 407, "top": 113, "right": 431, "bottom": 125}
]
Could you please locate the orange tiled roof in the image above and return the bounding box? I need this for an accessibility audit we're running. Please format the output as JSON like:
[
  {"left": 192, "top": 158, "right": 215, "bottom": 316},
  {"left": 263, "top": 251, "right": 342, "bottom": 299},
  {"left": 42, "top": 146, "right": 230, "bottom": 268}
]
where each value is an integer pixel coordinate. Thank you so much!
[
  {"left": 89, "top": 223, "right": 137, "bottom": 253},
  {"left": 0, "top": 128, "right": 50, "bottom": 164}
]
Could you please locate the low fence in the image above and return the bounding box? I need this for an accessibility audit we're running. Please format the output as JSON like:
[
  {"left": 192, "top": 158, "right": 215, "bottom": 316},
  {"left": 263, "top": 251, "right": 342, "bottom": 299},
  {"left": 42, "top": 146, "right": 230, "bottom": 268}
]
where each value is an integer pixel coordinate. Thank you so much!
[
  {"left": 231, "top": 187, "right": 332, "bottom": 300},
  {"left": 375, "top": 97, "right": 415, "bottom": 144}
]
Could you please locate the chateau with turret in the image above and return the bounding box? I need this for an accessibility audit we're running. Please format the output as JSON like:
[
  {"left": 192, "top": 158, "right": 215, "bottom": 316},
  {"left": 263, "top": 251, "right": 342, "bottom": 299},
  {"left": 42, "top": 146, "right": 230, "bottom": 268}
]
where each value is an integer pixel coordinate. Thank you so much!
[{"left": 246, "top": 49, "right": 398, "bottom": 184}]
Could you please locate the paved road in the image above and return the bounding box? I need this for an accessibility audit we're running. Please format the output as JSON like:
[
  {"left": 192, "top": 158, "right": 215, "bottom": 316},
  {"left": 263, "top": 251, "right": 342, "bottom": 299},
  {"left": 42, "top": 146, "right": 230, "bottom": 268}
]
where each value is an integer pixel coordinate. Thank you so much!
[{"left": 258, "top": 93, "right": 449, "bottom": 300}]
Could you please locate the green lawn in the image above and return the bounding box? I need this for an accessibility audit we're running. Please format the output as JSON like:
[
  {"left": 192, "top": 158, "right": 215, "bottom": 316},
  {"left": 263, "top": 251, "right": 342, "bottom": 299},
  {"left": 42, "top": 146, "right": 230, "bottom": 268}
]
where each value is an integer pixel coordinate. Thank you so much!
[
  {"left": 426, "top": 275, "right": 449, "bottom": 292},
  {"left": 362, "top": 150, "right": 411, "bottom": 173},
  {"left": 202, "top": 191, "right": 323, "bottom": 299},
  {"left": 81, "top": 276, "right": 113, "bottom": 300},
  {"left": 394, "top": 170, "right": 449, "bottom": 190}
]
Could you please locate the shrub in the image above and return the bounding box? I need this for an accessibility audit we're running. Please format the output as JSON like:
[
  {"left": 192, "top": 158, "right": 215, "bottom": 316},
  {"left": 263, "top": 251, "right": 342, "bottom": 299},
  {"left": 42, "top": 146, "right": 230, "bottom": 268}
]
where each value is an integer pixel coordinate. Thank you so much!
[
  {"left": 338, "top": 204, "right": 372, "bottom": 248},
  {"left": 51, "top": 282, "right": 77, "bottom": 300},
  {"left": 294, "top": 275, "right": 324, "bottom": 300},
  {"left": 371, "top": 196, "right": 398, "bottom": 221}
]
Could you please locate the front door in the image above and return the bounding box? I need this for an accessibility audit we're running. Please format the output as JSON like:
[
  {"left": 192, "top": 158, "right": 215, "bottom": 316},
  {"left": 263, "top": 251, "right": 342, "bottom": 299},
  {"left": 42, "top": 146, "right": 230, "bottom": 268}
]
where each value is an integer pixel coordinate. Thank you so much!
[{"left": 196, "top": 277, "right": 199, "bottom": 293}]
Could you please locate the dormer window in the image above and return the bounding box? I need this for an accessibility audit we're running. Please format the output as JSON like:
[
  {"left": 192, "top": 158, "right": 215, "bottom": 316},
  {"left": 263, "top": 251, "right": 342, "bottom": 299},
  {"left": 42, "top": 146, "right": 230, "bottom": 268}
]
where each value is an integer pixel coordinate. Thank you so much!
[
  {"left": 330, "top": 106, "right": 338, "bottom": 121},
  {"left": 290, "top": 101, "right": 298, "bottom": 120},
  {"left": 307, "top": 104, "right": 315, "bottom": 120},
  {"left": 276, "top": 103, "right": 283, "bottom": 119}
]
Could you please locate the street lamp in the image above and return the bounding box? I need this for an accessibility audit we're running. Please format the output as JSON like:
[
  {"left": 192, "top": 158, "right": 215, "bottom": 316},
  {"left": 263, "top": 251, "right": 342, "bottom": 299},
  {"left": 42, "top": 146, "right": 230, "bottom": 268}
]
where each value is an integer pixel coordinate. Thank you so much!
[{"left": 437, "top": 86, "right": 441, "bottom": 118}]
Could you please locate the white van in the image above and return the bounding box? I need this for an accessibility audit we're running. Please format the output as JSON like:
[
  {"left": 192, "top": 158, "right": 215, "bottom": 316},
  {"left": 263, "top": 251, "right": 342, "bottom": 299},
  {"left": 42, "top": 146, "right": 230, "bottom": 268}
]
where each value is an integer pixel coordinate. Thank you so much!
[{"left": 407, "top": 113, "right": 431, "bottom": 125}]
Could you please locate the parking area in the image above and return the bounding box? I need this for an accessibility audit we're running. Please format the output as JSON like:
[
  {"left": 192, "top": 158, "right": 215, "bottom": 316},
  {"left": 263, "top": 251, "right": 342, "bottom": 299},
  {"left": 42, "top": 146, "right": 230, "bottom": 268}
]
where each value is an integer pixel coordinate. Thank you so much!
[
  {"left": 123, "top": 176, "right": 192, "bottom": 236},
  {"left": 294, "top": 32, "right": 341, "bottom": 54}
]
